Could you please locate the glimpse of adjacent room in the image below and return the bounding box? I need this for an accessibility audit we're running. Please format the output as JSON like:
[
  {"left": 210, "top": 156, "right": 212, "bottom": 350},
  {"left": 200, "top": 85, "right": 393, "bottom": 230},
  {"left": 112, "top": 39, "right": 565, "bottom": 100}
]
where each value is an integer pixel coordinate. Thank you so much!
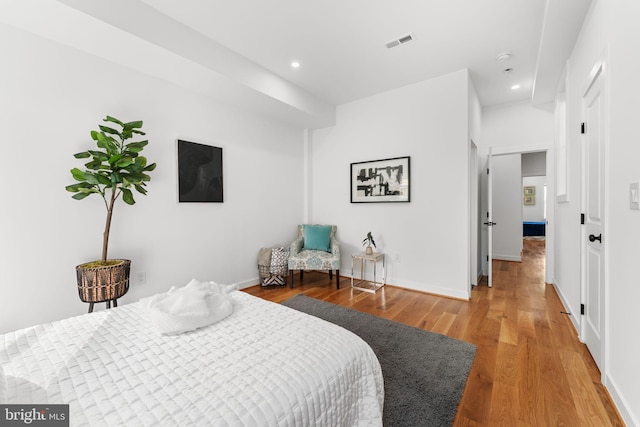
[{"left": 490, "top": 151, "right": 547, "bottom": 276}]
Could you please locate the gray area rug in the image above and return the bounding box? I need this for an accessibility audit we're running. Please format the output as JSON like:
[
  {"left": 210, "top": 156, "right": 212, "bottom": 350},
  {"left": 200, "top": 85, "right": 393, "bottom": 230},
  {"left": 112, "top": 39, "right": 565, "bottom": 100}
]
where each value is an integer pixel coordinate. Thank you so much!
[{"left": 281, "top": 294, "right": 476, "bottom": 427}]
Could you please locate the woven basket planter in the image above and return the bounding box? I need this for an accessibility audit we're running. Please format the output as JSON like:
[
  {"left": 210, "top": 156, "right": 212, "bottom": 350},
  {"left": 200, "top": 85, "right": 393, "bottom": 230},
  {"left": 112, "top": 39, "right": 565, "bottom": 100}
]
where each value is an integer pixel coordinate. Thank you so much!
[{"left": 76, "top": 259, "right": 131, "bottom": 303}]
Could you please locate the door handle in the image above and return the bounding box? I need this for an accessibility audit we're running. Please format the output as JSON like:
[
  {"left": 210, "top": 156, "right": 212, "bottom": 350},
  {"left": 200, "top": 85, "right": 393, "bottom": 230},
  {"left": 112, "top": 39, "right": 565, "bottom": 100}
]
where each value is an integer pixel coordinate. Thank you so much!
[
  {"left": 483, "top": 222, "right": 496, "bottom": 226},
  {"left": 589, "top": 233, "right": 602, "bottom": 243}
]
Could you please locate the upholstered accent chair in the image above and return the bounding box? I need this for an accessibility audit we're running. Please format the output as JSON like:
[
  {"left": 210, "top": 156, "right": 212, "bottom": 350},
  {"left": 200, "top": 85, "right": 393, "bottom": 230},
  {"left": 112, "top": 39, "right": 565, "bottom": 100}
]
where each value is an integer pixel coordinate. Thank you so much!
[{"left": 288, "top": 224, "right": 341, "bottom": 289}]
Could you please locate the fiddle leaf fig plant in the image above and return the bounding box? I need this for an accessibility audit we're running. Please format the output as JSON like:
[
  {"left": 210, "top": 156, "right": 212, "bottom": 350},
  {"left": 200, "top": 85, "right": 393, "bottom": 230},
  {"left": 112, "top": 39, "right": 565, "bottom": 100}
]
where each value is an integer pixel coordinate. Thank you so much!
[{"left": 66, "top": 116, "right": 157, "bottom": 264}]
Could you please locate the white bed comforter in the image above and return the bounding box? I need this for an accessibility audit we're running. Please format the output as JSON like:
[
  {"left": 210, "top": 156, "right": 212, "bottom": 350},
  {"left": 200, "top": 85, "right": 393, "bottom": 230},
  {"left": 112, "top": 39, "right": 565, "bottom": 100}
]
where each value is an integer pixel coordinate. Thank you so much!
[{"left": 0, "top": 291, "right": 384, "bottom": 426}]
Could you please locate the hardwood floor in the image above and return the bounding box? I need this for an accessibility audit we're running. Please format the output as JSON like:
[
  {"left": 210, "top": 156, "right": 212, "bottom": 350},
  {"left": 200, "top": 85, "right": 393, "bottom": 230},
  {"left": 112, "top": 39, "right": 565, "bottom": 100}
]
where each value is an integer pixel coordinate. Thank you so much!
[{"left": 243, "top": 240, "right": 624, "bottom": 426}]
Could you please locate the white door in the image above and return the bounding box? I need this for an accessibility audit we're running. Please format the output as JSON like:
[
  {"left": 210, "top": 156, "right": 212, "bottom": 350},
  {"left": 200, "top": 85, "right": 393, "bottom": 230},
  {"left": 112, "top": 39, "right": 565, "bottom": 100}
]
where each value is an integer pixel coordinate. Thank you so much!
[
  {"left": 486, "top": 151, "right": 494, "bottom": 287},
  {"left": 582, "top": 65, "right": 605, "bottom": 372}
]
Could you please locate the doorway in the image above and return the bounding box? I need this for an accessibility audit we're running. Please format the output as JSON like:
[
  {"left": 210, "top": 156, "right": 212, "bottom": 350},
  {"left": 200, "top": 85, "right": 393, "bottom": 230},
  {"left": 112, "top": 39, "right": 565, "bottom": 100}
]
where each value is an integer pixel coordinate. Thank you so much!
[{"left": 481, "top": 148, "right": 552, "bottom": 287}]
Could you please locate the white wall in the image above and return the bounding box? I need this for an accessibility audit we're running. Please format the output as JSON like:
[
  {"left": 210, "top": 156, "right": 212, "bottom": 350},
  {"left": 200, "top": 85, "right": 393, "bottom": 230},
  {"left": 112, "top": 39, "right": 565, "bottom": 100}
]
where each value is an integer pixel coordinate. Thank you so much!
[
  {"left": 606, "top": 2, "right": 640, "bottom": 423},
  {"left": 0, "top": 24, "right": 305, "bottom": 333},
  {"left": 522, "top": 151, "right": 547, "bottom": 176},
  {"left": 522, "top": 176, "right": 546, "bottom": 222},
  {"left": 492, "top": 154, "right": 522, "bottom": 261},
  {"left": 554, "top": 1, "right": 640, "bottom": 423},
  {"left": 310, "top": 70, "right": 471, "bottom": 299},
  {"left": 479, "top": 102, "right": 554, "bottom": 275}
]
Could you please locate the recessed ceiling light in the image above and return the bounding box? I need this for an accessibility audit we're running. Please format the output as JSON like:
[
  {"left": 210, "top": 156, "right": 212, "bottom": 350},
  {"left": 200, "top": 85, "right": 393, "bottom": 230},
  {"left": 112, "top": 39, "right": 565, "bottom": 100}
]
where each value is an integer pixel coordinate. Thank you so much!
[
  {"left": 291, "top": 61, "right": 300, "bottom": 69},
  {"left": 511, "top": 84, "right": 521, "bottom": 90}
]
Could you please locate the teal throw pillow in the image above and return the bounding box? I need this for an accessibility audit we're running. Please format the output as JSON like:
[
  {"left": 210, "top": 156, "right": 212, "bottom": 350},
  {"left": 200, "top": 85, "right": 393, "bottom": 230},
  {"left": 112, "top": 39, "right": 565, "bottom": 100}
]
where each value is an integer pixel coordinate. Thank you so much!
[{"left": 303, "top": 225, "right": 332, "bottom": 252}]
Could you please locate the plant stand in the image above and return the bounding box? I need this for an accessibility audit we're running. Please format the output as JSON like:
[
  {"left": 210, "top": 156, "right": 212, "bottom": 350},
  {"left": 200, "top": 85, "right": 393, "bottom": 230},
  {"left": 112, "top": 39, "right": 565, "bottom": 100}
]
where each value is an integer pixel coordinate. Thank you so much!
[{"left": 76, "top": 259, "right": 131, "bottom": 313}]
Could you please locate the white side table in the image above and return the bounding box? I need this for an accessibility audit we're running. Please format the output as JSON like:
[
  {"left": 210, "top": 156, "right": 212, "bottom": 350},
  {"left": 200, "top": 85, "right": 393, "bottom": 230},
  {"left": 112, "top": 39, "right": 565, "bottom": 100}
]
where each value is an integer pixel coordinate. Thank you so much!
[{"left": 351, "top": 252, "right": 386, "bottom": 293}]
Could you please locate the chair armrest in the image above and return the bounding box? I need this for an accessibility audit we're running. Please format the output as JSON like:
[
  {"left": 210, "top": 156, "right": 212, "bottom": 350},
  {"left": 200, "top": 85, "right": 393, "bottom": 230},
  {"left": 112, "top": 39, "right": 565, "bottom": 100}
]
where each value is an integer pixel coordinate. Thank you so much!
[
  {"left": 330, "top": 238, "right": 340, "bottom": 258},
  {"left": 290, "top": 237, "right": 303, "bottom": 255}
]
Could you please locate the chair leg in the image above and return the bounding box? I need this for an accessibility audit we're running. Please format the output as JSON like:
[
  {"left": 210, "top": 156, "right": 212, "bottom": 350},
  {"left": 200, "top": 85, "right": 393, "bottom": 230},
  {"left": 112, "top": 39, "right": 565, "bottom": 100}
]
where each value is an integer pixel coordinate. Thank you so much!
[
  {"left": 300, "top": 270, "right": 304, "bottom": 281},
  {"left": 290, "top": 270, "right": 294, "bottom": 289},
  {"left": 88, "top": 302, "right": 94, "bottom": 313},
  {"left": 336, "top": 270, "right": 340, "bottom": 289},
  {"left": 113, "top": 299, "right": 118, "bottom": 308},
  {"left": 329, "top": 270, "right": 333, "bottom": 279}
]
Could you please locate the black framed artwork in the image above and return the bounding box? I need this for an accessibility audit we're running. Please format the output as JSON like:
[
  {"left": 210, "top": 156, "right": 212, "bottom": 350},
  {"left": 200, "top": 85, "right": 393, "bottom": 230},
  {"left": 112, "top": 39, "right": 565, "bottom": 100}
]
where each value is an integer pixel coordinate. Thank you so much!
[
  {"left": 350, "top": 156, "right": 410, "bottom": 203},
  {"left": 177, "top": 140, "right": 223, "bottom": 202}
]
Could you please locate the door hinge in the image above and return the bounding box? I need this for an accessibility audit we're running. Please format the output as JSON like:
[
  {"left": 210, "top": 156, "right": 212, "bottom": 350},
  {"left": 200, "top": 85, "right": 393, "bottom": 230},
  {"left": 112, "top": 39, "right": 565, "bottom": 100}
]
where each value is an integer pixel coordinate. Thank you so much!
[
  {"left": 487, "top": 255, "right": 489, "bottom": 261},
  {"left": 580, "top": 304, "right": 585, "bottom": 315},
  {"left": 487, "top": 167, "right": 490, "bottom": 175},
  {"left": 581, "top": 213, "right": 585, "bottom": 225},
  {"left": 581, "top": 122, "right": 586, "bottom": 134}
]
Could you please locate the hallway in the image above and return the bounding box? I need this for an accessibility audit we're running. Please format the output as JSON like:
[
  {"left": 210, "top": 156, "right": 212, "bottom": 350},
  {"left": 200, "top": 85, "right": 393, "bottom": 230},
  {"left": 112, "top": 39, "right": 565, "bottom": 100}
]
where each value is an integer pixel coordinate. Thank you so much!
[{"left": 467, "top": 238, "right": 621, "bottom": 425}]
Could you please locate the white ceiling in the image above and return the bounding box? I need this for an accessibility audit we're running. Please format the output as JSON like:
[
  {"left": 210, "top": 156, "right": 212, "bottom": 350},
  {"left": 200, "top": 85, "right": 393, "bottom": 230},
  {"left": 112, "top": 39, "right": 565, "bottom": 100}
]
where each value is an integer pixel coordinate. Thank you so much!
[
  {"left": 1, "top": 0, "right": 592, "bottom": 127},
  {"left": 137, "top": 0, "right": 590, "bottom": 107}
]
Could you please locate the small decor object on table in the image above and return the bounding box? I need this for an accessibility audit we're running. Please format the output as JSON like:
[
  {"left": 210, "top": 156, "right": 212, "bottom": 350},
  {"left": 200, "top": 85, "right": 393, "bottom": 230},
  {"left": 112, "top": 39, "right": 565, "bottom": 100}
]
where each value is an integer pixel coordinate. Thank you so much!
[
  {"left": 66, "top": 116, "right": 157, "bottom": 312},
  {"left": 362, "top": 232, "right": 376, "bottom": 255}
]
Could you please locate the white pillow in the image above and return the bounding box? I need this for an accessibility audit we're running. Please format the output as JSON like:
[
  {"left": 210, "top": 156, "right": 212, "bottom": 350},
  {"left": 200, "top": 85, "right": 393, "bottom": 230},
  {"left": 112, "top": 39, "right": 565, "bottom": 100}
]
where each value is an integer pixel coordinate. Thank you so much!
[
  {"left": 144, "top": 279, "right": 235, "bottom": 335},
  {"left": 0, "top": 364, "right": 7, "bottom": 403}
]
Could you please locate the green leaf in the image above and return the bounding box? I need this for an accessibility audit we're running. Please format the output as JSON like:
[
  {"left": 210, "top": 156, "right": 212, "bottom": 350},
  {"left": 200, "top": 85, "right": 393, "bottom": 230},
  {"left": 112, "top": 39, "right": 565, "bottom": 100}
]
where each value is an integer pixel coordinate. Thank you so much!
[
  {"left": 104, "top": 116, "right": 124, "bottom": 127},
  {"left": 96, "top": 137, "right": 114, "bottom": 153},
  {"left": 111, "top": 172, "right": 123, "bottom": 184},
  {"left": 84, "top": 173, "right": 100, "bottom": 185},
  {"left": 96, "top": 174, "right": 112, "bottom": 186},
  {"left": 88, "top": 150, "right": 109, "bottom": 160},
  {"left": 144, "top": 163, "right": 157, "bottom": 172},
  {"left": 131, "top": 129, "right": 146, "bottom": 136},
  {"left": 84, "top": 160, "right": 104, "bottom": 170},
  {"left": 73, "top": 151, "right": 91, "bottom": 159},
  {"left": 134, "top": 184, "right": 147, "bottom": 195},
  {"left": 122, "top": 188, "right": 135, "bottom": 205},
  {"left": 133, "top": 156, "right": 147, "bottom": 168},
  {"left": 109, "top": 154, "right": 122, "bottom": 165},
  {"left": 72, "top": 192, "right": 91, "bottom": 200},
  {"left": 70, "top": 168, "right": 86, "bottom": 181},
  {"left": 123, "top": 120, "right": 143, "bottom": 130},
  {"left": 99, "top": 125, "right": 120, "bottom": 135},
  {"left": 116, "top": 157, "right": 133, "bottom": 168}
]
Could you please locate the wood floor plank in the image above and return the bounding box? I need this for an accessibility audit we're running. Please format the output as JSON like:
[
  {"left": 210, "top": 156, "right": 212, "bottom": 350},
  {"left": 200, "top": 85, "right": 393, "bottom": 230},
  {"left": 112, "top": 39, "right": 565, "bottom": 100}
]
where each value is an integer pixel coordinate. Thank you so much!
[{"left": 243, "top": 240, "right": 624, "bottom": 426}]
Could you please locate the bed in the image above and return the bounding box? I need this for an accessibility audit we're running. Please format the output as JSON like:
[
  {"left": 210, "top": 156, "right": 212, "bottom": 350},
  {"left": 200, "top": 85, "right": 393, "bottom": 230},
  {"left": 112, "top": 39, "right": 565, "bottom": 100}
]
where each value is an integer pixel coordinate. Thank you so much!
[
  {"left": 0, "top": 289, "right": 384, "bottom": 426},
  {"left": 523, "top": 221, "right": 546, "bottom": 237}
]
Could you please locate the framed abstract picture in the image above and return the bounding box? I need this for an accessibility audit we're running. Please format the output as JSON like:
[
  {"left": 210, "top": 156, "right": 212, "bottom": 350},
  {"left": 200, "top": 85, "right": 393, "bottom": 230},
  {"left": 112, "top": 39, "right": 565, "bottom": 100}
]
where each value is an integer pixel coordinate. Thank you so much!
[
  {"left": 177, "top": 140, "right": 223, "bottom": 202},
  {"left": 350, "top": 156, "right": 410, "bottom": 203}
]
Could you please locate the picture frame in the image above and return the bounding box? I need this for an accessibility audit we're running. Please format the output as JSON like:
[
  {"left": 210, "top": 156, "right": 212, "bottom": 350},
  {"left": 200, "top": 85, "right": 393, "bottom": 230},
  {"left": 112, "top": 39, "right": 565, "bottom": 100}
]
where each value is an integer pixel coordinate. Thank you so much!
[
  {"left": 177, "top": 140, "right": 223, "bottom": 203},
  {"left": 524, "top": 186, "right": 536, "bottom": 196},
  {"left": 350, "top": 156, "right": 410, "bottom": 203},
  {"left": 524, "top": 195, "right": 536, "bottom": 206}
]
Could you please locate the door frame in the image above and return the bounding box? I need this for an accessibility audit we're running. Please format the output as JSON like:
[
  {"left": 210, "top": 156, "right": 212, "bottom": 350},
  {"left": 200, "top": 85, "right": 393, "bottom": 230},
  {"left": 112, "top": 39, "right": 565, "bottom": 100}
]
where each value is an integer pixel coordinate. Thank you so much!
[
  {"left": 469, "top": 139, "right": 479, "bottom": 291},
  {"left": 483, "top": 144, "right": 554, "bottom": 285}
]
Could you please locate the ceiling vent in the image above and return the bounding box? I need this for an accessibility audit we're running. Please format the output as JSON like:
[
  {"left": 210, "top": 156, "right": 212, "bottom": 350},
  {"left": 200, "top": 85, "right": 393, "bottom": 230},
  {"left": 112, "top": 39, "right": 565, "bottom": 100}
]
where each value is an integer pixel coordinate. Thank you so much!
[{"left": 386, "top": 33, "right": 415, "bottom": 49}]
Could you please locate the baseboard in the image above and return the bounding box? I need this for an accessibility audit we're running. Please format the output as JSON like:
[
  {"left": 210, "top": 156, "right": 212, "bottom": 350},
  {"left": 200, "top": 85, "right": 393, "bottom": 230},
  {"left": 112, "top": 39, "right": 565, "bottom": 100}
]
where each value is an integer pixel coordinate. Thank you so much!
[
  {"left": 551, "top": 278, "right": 581, "bottom": 334},
  {"left": 605, "top": 373, "right": 639, "bottom": 427},
  {"left": 236, "top": 277, "right": 260, "bottom": 290},
  {"left": 386, "top": 277, "right": 470, "bottom": 300}
]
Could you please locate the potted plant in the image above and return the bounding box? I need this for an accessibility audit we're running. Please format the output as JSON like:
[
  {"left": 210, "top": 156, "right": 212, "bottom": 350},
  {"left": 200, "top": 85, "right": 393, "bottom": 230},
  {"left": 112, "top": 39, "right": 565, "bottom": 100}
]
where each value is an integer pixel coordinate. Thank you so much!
[
  {"left": 66, "top": 115, "right": 156, "bottom": 312},
  {"left": 362, "top": 231, "right": 376, "bottom": 255}
]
